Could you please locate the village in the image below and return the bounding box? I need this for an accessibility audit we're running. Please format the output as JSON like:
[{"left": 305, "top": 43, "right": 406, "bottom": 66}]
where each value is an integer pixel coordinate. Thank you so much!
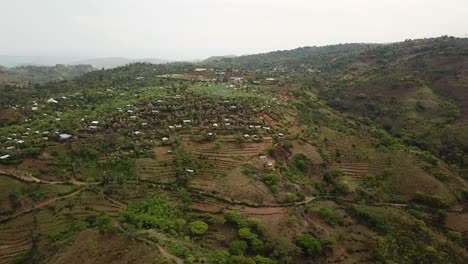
[{"left": 0, "top": 72, "right": 292, "bottom": 175}]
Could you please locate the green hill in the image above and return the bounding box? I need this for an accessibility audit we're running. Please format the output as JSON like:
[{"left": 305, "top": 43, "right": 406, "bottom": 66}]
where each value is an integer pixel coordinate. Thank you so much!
[{"left": 0, "top": 37, "right": 467, "bottom": 264}]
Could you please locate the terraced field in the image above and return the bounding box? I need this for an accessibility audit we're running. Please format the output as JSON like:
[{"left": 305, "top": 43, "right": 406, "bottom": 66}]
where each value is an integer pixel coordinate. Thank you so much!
[
  {"left": 136, "top": 146, "right": 176, "bottom": 183},
  {"left": 290, "top": 141, "right": 324, "bottom": 165},
  {"left": 185, "top": 140, "right": 276, "bottom": 204},
  {"left": 329, "top": 162, "right": 386, "bottom": 180},
  {"left": 188, "top": 141, "right": 269, "bottom": 176},
  {"left": 73, "top": 190, "right": 125, "bottom": 217},
  {"left": 0, "top": 215, "right": 34, "bottom": 264}
]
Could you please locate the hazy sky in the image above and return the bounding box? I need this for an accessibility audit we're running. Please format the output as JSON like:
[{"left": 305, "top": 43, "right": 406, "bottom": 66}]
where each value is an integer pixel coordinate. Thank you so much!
[{"left": 1, "top": 0, "right": 467, "bottom": 60}]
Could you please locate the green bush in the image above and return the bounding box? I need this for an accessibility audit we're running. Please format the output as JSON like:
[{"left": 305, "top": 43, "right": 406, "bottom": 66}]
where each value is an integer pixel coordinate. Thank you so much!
[
  {"left": 261, "top": 174, "right": 280, "bottom": 186},
  {"left": 414, "top": 192, "right": 449, "bottom": 208},
  {"left": 189, "top": 220, "right": 208, "bottom": 235},
  {"left": 239, "top": 227, "right": 264, "bottom": 251},
  {"left": 317, "top": 207, "right": 345, "bottom": 227},
  {"left": 96, "top": 212, "right": 113, "bottom": 232},
  {"left": 225, "top": 211, "right": 247, "bottom": 228},
  {"left": 295, "top": 233, "right": 322, "bottom": 256},
  {"left": 229, "top": 240, "right": 248, "bottom": 255}
]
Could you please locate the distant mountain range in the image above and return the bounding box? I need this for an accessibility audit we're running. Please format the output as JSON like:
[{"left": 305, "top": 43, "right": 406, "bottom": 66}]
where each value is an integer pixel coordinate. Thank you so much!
[
  {"left": 74, "top": 57, "right": 168, "bottom": 69},
  {"left": 0, "top": 56, "right": 168, "bottom": 69}
]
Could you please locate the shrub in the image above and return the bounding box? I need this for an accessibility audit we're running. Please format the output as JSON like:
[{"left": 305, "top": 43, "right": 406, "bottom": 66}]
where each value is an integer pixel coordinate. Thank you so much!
[
  {"left": 229, "top": 240, "right": 248, "bottom": 255},
  {"left": 239, "top": 227, "right": 264, "bottom": 251},
  {"left": 291, "top": 154, "right": 310, "bottom": 173},
  {"left": 414, "top": 192, "right": 449, "bottom": 208},
  {"left": 318, "top": 207, "right": 345, "bottom": 227},
  {"left": 261, "top": 174, "right": 280, "bottom": 186},
  {"left": 189, "top": 220, "right": 208, "bottom": 235},
  {"left": 96, "top": 212, "right": 113, "bottom": 233},
  {"left": 225, "top": 211, "right": 247, "bottom": 228},
  {"left": 253, "top": 255, "right": 277, "bottom": 264},
  {"left": 295, "top": 233, "right": 322, "bottom": 256}
]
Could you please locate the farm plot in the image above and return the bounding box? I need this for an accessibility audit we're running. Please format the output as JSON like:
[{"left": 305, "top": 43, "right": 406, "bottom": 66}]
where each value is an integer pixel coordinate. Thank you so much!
[
  {"left": 329, "top": 162, "right": 386, "bottom": 180},
  {"left": 186, "top": 141, "right": 276, "bottom": 204},
  {"left": 136, "top": 146, "right": 176, "bottom": 183},
  {"left": 290, "top": 142, "right": 324, "bottom": 165},
  {"left": 0, "top": 214, "right": 34, "bottom": 264}
]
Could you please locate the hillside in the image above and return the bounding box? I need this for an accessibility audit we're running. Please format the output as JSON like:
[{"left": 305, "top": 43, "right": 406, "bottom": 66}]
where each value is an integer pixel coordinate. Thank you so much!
[
  {"left": 0, "top": 64, "right": 95, "bottom": 85},
  {"left": 73, "top": 57, "right": 168, "bottom": 69},
  {"left": 317, "top": 37, "right": 468, "bottom": 173},
  {"left": 0, "top": 37, "right": 467, "bottom": 264}
]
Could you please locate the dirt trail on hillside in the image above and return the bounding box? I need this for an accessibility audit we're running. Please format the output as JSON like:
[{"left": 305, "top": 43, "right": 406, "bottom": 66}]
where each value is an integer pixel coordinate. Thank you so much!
[
  {"left": 115, "top": 223, "right": 185, "bottom": 264},
  {"left": 0, "top": 169, "right": 88, "bottom": 186},
  {"left": 157, "top": 245, "right": 184, "bottom": 264},
  {"left": 0, "top": 188, "right": 84, "bottom": 222}
]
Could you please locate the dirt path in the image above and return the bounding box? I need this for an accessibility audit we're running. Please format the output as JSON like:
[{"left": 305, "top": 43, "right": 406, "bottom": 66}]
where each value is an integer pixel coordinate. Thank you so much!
[
  {"left": 157, "top": 245, "right": 184, "bottom": 264},
  {"left": 86, "top": 187, "right": 127, "bottom": 209},
  {"left": 0, "top": 188, "right": 84, "bottom": 222},
  {"left": 0, "top": 169, "right": 88, "bottom": 186},
  {"left": 115, "top": 223, "right": 184, "bottom": 264}
]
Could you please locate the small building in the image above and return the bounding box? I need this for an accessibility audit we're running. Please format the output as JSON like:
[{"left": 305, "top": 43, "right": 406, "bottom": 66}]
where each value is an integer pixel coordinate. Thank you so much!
[
  {"left": 212, "top": 123, "right": 218, "bottom": 128},
  {"left": 229, "top": 77, "right": 243, "bottom": 82},
  {"left": 186, "top": 169, "right": 194, "bottom": 173},
  {"left": 134, "top": 131, "right": 142, "bottom": 135},
  {"left": 162, "top": 137, "right": 169, "bottom": 142},
  {"left": 59, "top": 134, "right": 72, "bottom": 141},
  {"left": 47, "top": 98, "right": 58, "bottom": 104},
  {"left": 183, "top": 120, "right": 191, "bottom": 125},
  {"left": 0, "top": 155, "right": 10, "bottom": 160},
  {"left": 91, "top": 121, "right": 99, "bottom": 125},
  {"left": 31, "top": 106, "right": 38, "bottom": 111},
  {"left": 193, "top": 68, "right": 207, "bottom": 72}
]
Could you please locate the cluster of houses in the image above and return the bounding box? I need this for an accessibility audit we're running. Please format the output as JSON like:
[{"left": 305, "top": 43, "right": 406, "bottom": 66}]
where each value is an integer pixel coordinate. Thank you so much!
[
  {"left": 76, "top": 91, "right": 283, "bottom": 145},
  {"left": 1, "top": 78, "right": 287, "bottom": 162},
  {"left": 0, "top": 129, "right": 73, "bottom": 160}
]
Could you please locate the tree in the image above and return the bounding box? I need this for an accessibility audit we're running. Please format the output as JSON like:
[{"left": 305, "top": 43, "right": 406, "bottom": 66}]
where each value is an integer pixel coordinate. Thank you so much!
[
  {"left": 189, "top": 220, "right": 208, "bottom": 235},
  {"left": 239, "top": 227, "right": 264, "bottom": 251},
  {"left": 229, "top": 240, "right": 248, "bottom": 255},
  {"left": 96, "top": 212, "right": 113, "bottom": 233},
  {"left": 295, "top": 234, "right": 322, "bottom": 256},
  {"left": 265, "top": 236, "right": 301, "bottom": 263}
]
